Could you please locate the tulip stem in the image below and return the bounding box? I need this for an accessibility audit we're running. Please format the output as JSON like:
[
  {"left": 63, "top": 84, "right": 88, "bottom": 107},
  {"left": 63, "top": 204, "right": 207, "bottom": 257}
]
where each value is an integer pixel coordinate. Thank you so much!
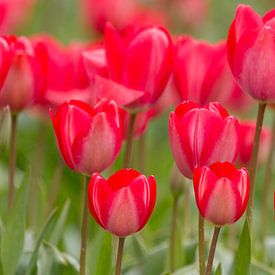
[
  {"left": 198, "top": 214, "right": 205, "bottom": 275},
  {"left": 170, "top": 195, "right": 179, "bottom": 272},
  {"left": 8, "top": 113, "right": 17, "bottom": 210},
  {"left": 115, "top": 237, "right": 125, "bottom": 275},
  {"left": 124, "top": 113, "right": 136, "bottom": 168},
  {"left": 259, "top": 110, "right": 275, "bottom": 247},
  {"left": 79, "top": 175, "right": 89, "bottom": 275},
  {"left": 246, "top": 102, "right": 267, "bottom": 227},
  {"left": 137, "top": 133, "right": 146, "bottom": 173},
  {"left": 205, "top": 227, "right": 220, "bottom": 275}
]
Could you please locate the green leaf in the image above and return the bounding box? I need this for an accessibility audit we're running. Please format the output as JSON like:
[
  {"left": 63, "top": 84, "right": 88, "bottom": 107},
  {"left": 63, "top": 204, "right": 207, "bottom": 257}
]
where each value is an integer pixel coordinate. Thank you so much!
[
  {"left": 215, "top": 263, "right": 222, "bottom": 275},
  {"left": 1, "top": 173, "right": 29, "bottom": 275},
  {"left": 95, "top": 232, "right": 112, "bottom": 275},
  {"left": 38, "top": 200, "right": 70, "bottom": 274},
  {"left": 49, "top": 200, "right": 70, "bottom": 245},
  {"left": 25, "top": 209, "right": 57, "bottom": 275},
  {"left": 233, "top": 221, "right": 251, "bottom": 275}
]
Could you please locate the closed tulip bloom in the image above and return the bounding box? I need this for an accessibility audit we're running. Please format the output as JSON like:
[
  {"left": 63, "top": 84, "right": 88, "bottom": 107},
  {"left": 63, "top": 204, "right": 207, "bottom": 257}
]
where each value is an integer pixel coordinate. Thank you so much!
[
  {"left": 50, "top": 99, "right": 122, "bottom": 175},
  {"left": 227, "top": 4, "right": 275, "bottom": 102},
  {"left": 193, "top": 162, "right": 250, "bottom": 226},
  {"left": 169, "top": 101, "right": 240, "bottom": 179},
  {"left": 238, "top": 121, "right": 271, "bottom": 166},
  {"left": 88, "top": 168, "right": 157, "bottom": 237},
  {"left": 0, "top": 36, "right": 46, "bottom": 112},
  {"left": 174, "top": 36, "right": 226, "bottom": 105},
  {"left": 84, "top": 24, "right": 173, "bottom": 110}
]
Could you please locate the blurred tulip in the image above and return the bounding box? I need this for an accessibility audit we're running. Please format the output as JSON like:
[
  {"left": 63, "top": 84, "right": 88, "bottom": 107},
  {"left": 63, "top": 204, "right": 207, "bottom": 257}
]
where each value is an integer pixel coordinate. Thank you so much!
[
  {"left": 227, "top": 4, "right": 275, "bottom": 102},
  {"left": 0, "top": 36, "right": 47, "bottom": 112},
  {"left": 88, "top": 168, "right": 157, "bottom": 236},
  {"left": 84, "top": 24, "right": 173, "bottom": 110},
  {"left": 32, "top": 35, "right": 96, "bottom": 109},
  {"left": 193, "top": 161, "right": 250, "bottom": 226},
  {"left": 0, "top": 0, "right": 33, "bottom": 34},
  {"left": 238, "top": 121, "right": 271, "bottom": 166},
  {"left": 169, "top": 101, "right": 240, "bottom": 179},
  {"left": 81, "top": 0, "right": 167, "bottom": 33},
  {"left": 174, "top": 36, "right": 253, "bottom": 110},
  {"left": 50, "top": 99, "right": 122, "bottom": 175},
  {"left": 119, "top": 108, "right": 154, "bottom": 140}
]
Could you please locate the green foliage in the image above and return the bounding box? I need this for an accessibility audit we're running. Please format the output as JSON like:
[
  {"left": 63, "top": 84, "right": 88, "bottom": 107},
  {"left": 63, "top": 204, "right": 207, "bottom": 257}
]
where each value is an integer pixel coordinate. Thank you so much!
[
  {"left": 215, "top": 263, "right": 222, "bottom": 275},
  {"left": 1, "top": 173, "right": 29, "bottom": 275},
  {"left": 233, "top": 221, "right": 251, "bottom": 275}
]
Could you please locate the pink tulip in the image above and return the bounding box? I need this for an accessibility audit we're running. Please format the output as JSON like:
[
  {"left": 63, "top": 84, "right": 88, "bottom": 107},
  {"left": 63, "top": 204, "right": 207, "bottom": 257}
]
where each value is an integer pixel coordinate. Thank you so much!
[
  {"left": 88, "top": 168, "right": 157, "bottom": 236},
  {"left": 193, "top": 161, "right": 250, "bottom": 226},
  {"left": 227, "top": 4, "right": 275, "bottom": 102},
  {"left": 169, "top": 101, "right": 240, "bottom": 179},
  {"left": 0, "top": 36, "right": 47, "bottom": 112},
  {"left": 50, "top": 100, "right": 122, "bottom": 175}
]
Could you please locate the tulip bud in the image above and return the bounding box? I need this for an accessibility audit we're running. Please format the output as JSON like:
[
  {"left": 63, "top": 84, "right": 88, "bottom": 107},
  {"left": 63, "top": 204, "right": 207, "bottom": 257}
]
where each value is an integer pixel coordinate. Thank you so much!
[
  {"left": 0, "top": 36, "right": 46, "bottom": 112},
  {"left": 227, "top": 4, "right": 275, "bottom": 102},
  {"left": 193, "top": 162, "right": 250, "bottom": 226},
  {"left": 88, "top": 168, "right": 157, "bottom": 237},
  {"left": 50, "top": 99, "right": 122, "bottom": 175},
  {"left": 169, "top": 101, "right": 240, "bottom": 179}
]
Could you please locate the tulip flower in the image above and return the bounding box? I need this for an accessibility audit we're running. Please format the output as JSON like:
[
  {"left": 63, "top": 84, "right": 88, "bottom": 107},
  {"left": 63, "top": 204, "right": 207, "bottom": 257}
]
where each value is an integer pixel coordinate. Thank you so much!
[
  {"left": 50, "top": 99, "right": 122, "bottom": 175},
  {"left": 227, "top": 4, "right": 275, "bottom": 226},
  {"left": 84, "top": 23, "right": 173, "bottom": 110},
  {"left": 193, "top": 161, "right": 250, "bottom": 226},
  {"left": 169, "top": 101, "right": 240, "bottom": 179},
  {"left": 238, "top": 121, "right": 271, "bottom": 166},
  {"left": 32, "top": 35, "right": 95, "bottom": 110},
  {"left": 88, "top": 168, "right": 157, "bottom": 236},
  {"left": 227, "top": 4, "right": 275, "bottom": 102},
  {"left": 0, "top": 36, "right": 47, "bottom": 112}
]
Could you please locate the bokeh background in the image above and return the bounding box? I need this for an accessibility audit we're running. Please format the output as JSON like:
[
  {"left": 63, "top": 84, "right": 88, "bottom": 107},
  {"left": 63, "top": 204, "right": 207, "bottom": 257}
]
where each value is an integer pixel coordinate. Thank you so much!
[{"left": 1, "top": 0, "right": 275, "bottom": 274}]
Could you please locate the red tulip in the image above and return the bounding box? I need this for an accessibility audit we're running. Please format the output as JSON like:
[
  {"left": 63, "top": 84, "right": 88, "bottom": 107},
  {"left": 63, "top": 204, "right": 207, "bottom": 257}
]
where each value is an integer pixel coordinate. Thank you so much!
[
  {"left": 84, "top": 24, "right": 173, "bottom": 110},
  {"left": 238, "top": 121, "right": 271, "bottom": 166},
  {"left": 227, "top": 4, "right": 275, "bottom": 102},
  {"left": 88, "top": 168, "right": 157, "bottom": 236},
  {"left": 50, "top": 99, "right": 122, "bottom": 175},
  {"left": 193, "top": 162, "right": 250, "bottom": 226},
  {"left": 32, "top": 35, "right": 96, "bottom": 109},
  {"left": 0, "top": 36, "right": 46, "bottom": 112},
  {"left": 174, "top": 37, "right": 227, "bottom": 105},
  {"left": 169, "top": 101, "right": 240, "bottom": 179}
]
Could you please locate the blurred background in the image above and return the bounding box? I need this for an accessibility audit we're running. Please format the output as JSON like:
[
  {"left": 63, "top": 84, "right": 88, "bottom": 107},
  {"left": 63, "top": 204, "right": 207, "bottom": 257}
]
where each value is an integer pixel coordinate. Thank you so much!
[{"left": 0, "top": 0, "right": 275, "bottom": 274}]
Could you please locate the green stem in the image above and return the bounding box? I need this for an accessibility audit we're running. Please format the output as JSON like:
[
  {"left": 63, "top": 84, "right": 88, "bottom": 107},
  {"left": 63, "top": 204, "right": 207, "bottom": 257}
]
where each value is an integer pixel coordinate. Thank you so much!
[
  {"left": 8, "top": 113, "right": 17, "bottom": 210},
  {"left": 246, "top": 102, "right": 266, "bottom": 227},
  {"left": 205, "top": 227, "right": 221, "bottom": 275},
  {"left": 198, "top": 215, "right": 205, "bottom": 275},
  {"left": 137, "top": 133, "right": 146, "bottom": 173},
  {"left": 124, "top": 113, "right": 136, "bottom": 168},
  {"left": 115, "top": 237, "right": 125, "bottom": 275},
  {"left": 183, "top": 185, "right": 190, "bottom": 240},
  {"left": 259, "top": 110, "right": 275, "bottom": 246},
  {"left": 169, "top": 196, "right": 179, "bottom": 272},
  {"left": 79, "top": 175, "right": 89, "bottom": 275}
]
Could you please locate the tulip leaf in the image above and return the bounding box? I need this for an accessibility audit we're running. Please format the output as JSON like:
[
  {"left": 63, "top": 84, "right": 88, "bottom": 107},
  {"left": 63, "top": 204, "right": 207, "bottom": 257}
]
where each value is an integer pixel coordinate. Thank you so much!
[
  {"left": 233, "top": 221, "right": 251, "bottom": 275},
  {"left": 215, "top": 263, "right": 222, "bottom": 275},
  {"left": 25, "top": 209, "right": 57, "bottom": 275},
  {"left": 1, "top": 173, "right": 29, "bottom": 275},
  {"left": 95, "top": 232, "right": 112, "bottom": 275}
]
